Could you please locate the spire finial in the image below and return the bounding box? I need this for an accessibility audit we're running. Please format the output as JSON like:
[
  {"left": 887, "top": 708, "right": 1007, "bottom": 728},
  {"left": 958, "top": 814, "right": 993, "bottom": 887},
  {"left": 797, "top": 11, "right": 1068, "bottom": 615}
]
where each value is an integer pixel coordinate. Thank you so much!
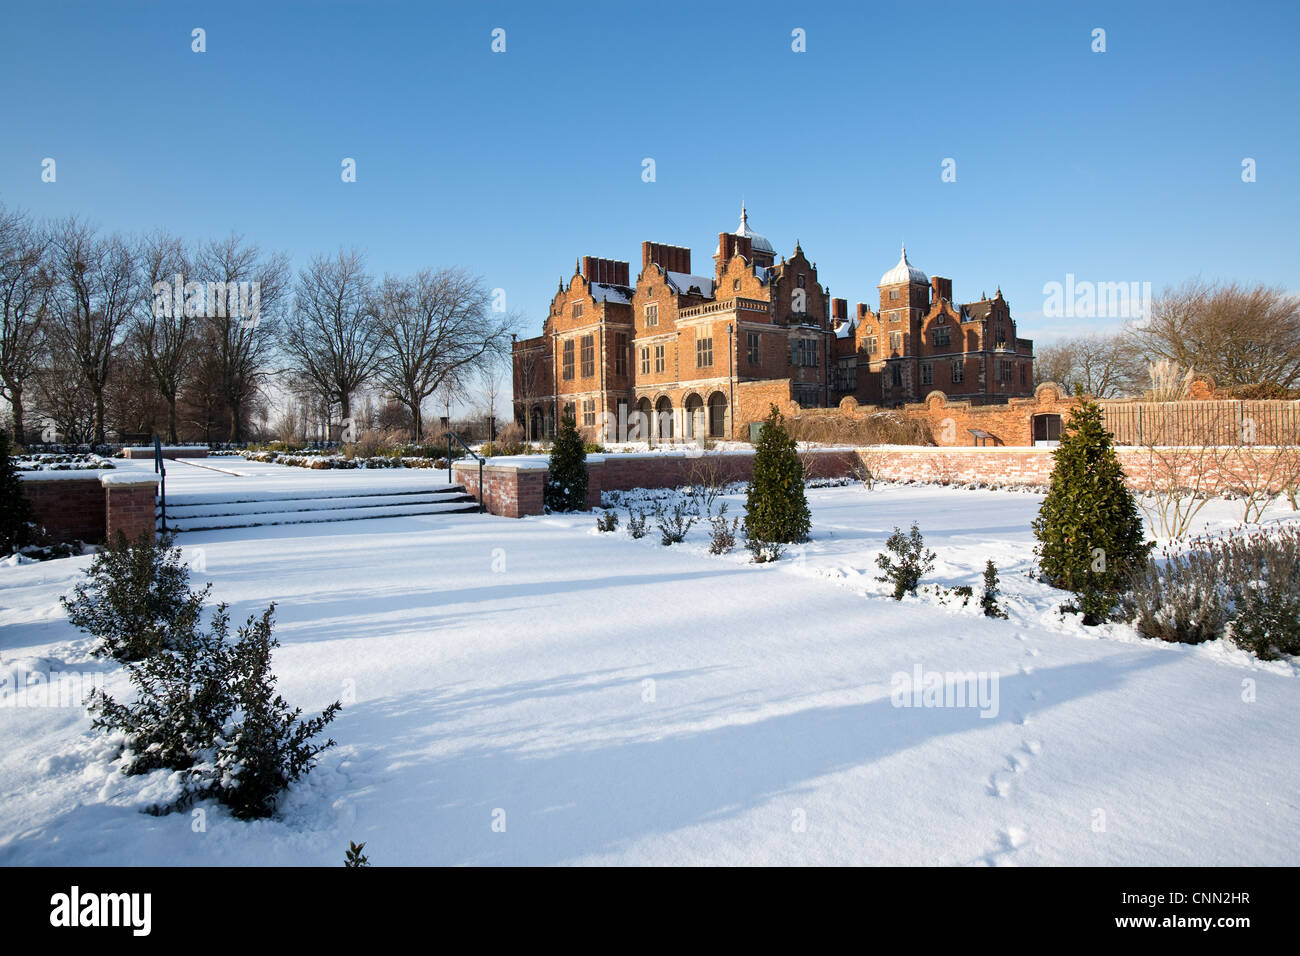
[{"left": 739, "top": 200, "right": 748, "bottom": 232}]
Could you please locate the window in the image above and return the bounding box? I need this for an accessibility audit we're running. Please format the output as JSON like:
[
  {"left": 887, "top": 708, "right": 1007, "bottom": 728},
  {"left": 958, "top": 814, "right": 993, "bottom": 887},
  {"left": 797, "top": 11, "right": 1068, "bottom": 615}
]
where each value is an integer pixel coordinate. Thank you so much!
[
  {"left": 797, "top": 274, "right": 806, "bottom": 289},
  {"left": 696, "top": 334, "right": 713, "bottom": 368},
  {"left": 933, "top": 327, "right": 950, "bottom": 347},
  {"left": 791, "top": 337, "right": 818, "bottom": 368},
  {"left": 747, "top": 331, "right": 761, "bottom": 365},
  {"left": 1020, "top": 363, "right": 1027, "bottom": 386},
  {"left": 563, "top": 402, "right": 575, "bottom": 422},
  {"left": 834, "top": 359, "right": 857, "bottom": 391},
  {"left": 793, "top": 384, "right": 819, "bottom": 408},
  {"left": 614, "top": 332, "right": 628, "bottom": 376},
  {"left": 921, "top": 362, "right": 933, "bottom": 386},
  {"left": 890, "top": 311, "right": 903, "bottom": 323},
  {"left": 644, "top": 303, "right": 658, "bottom": 327},
  {"left": 890, "top": 289, "right": 899, "bottom": 300},
  {"left": 866, "top": 335, "right": 878, "bottom": 355},
  {"left": 733, "top": 278, "right": 741, "bottom": 291},
  {"left": 654, "top": 344, "right": 665, "bottom": 373},
  {"left": 640, "top": 346, "right": 650, "bottom": 375},
  {"left": 572, "top": 302, "right": 583, "bottom": 318},
  {"left": 582, "top": 399, "right": 595, "bottom": 427},
  {"left": 580, "top": 335, "right": 594, "bottom": 378},
  {"left": 890, "top": 363, "right": 902, "bottom": 386},
  {"left": 889, "top": 331, "right": 903, "bottom": 352},
  {"left": 951, "top": 359, "right": 964, "bottom": 384},
  {"left": 562, "top": 339, "right": 574, "bottom": 380}
]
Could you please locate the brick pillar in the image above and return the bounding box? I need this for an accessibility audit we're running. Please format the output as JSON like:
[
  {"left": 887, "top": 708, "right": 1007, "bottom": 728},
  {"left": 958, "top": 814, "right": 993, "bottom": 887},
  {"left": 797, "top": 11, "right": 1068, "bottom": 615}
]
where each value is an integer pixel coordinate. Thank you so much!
[
  {"left": 584, "top": 459, "right": 603, "bottom": 511},
  {"left": 101, "top": 474, "right": 159, "bottom": 542}
]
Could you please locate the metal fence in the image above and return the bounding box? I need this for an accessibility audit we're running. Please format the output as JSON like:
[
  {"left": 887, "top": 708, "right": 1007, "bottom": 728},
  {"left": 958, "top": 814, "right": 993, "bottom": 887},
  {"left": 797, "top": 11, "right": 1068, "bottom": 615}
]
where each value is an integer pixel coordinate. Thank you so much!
[{"left": 1101, "top": 400, "right": 1300, "bottom": 446}]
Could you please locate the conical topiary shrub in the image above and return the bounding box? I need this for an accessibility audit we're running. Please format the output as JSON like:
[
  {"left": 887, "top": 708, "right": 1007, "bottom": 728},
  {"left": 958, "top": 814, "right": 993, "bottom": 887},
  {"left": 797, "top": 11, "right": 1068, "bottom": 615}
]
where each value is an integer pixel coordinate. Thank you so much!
[
  {"left": 544, "top": 413, "right": 588, "bottom": 512},
  {"left": 1032, "top": 398, "right": 1150, "bottom": 624},
  {"left": 744, "top": 405, "right": 811, "bottom": 545}
]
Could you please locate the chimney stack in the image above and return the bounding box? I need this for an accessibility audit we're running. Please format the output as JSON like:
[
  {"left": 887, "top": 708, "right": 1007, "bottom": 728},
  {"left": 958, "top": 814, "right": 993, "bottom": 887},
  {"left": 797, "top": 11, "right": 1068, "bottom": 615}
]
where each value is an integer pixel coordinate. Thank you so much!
[
  {"left": 581, "top": 256, "right": 631, "bottom": 286},
  {"left": 930, "top": 276, "right": 952, "bottom": 302},
  {"left": 642, "top": 241, "right": 692, "bottom": 276}
]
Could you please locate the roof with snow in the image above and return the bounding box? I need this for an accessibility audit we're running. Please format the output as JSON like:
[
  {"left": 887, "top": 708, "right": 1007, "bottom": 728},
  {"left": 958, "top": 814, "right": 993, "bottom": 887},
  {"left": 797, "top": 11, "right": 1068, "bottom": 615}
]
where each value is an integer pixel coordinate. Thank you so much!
[
  {"left": 879, "top": 244, "right": 928, "bottom": 286},
  {"left": 666, "top": 272, "right": 715, "bottom": 297},
  {"left": 590, "top": 283, "right": 635, "bottom": 305}
]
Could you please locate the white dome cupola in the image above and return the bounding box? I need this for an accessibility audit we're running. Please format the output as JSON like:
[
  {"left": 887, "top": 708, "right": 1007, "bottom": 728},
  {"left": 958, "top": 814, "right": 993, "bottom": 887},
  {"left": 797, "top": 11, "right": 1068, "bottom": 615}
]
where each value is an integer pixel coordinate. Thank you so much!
[{"left": 879, "top": 243, "right": 928, "bottom": 286}]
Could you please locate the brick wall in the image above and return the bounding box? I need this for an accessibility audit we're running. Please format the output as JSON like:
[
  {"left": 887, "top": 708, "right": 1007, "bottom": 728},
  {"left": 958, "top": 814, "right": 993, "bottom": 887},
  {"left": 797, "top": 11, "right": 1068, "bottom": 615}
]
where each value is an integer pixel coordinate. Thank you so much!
[
  {"left": 453, "top": 462, "right": 546, "bottom": 519},
  {"left": 103, "top": 478, "right": 159, "bottom": 541},
  {"left": 458, "top": 449, "right": 862, "bottom": 517},
  {"left": 17, "top": 473, "right": 160, "bottom": 544},
  {"left": 861, "top": 444, "right": 1298, "bottom": 494},
  {"left": 18, "top": 475, "right": 106, "bottom": 543}
]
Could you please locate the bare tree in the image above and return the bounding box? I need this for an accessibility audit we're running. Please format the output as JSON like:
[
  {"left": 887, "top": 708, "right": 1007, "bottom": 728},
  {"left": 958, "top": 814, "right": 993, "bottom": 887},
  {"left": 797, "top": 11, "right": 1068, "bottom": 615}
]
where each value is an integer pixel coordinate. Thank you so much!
[
  {"left": 0, "top": 205, "right": 52, "bottom": 444},
  {"left": 46, "top": 218, "right": 137, "bottom": 444},
  {"left": 1137, "top": 279, "right": 1300, "bottom": 391},
  {"left": 1033, "top": 331, "right": 1143, "bottom": 398},
  {"left": 195, "top": 233, "right": 289, "bottom": 441},
  {"left": 373, "top": 268, "right": 513, "bottom": 441},
  {"left": 283, "top": 249, "right": 379, "bottom": 430},
  {"left": 132, "top": 231, "right": 197, "bottom": 442}
]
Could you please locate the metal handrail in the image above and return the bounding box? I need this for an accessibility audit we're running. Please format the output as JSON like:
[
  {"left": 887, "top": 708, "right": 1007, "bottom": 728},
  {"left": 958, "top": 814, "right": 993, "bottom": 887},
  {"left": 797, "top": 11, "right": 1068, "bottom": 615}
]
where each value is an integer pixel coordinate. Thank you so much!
[{"left": 445, "top": 431, "right": 485, "bottom": 513}]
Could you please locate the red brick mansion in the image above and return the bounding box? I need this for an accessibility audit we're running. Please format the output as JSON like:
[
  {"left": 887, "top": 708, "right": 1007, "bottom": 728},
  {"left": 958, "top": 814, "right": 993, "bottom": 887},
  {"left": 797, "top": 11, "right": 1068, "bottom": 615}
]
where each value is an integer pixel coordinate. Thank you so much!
[{"left": 511, "top": 207, "right": 1034, "bottom": 440}]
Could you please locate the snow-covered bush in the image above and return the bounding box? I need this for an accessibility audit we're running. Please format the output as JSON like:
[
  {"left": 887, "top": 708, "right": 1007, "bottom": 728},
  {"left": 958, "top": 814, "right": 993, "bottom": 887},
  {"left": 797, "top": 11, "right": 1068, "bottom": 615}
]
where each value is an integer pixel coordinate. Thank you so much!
[
  {"left": 875, "top": 523, "right": 936, "bottom": 600},
  {"left": 744, "top": 532, "right": 785, "bottom": 564},
  {"left": 981, "top": 560, "right": 1007, "bottom": 619},
  {"left": 207, "top": 604, "right": 341, "bottom": 819},
  {"left": 627, "top": 508, "right": 648, "bottom": 539},
  {"left": 88, "top": 601, "right": 341, "bottom": 819},
  {"left": 62, "top": 532, "right": 211, "bottom": 662},
  {"left": 655, "top": 501, "right": 697, "bottom": 546},
  {"left": 1121, "top": 526, "right": 1300, "bottom": 658},
  {"left": 595, "top": 509, "right": 618, "bottom": 533},
  {"left": 708, "top": 503, "right": 739, "bottom": 554}
]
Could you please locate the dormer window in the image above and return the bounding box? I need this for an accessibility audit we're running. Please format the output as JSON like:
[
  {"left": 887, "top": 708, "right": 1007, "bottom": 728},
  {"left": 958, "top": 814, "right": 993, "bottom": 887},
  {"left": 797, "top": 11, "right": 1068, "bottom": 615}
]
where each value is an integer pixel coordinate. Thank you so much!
[{"left": 572, "top": 302, "right": 583, "bottom": 318}]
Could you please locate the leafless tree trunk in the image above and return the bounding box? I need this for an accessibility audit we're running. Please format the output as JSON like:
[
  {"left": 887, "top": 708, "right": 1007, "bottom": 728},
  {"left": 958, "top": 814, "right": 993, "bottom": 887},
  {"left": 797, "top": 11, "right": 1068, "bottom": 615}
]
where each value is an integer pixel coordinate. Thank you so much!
[
  {"left": 196, "top": 233, "right": 289, "bottom": 442},
  {"left": 283, "top": 249, "right": 379, "bottom": 430},
  {"left": 133, "top": 231, "right": 197, "bottom": 443},
  {"left": 47, "top": 218, "right": 137, "bottom": 444},
  {"left": 373, "top": 268, "right": 513, "bottom": 442},
  {"left": 0, "top": 205, "right": 52, "bottom": 444}
]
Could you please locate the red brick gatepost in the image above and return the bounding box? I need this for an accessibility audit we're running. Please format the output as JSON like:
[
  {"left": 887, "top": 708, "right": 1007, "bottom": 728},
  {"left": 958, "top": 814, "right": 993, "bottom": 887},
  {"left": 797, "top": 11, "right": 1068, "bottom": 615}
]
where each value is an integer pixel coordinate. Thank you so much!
[{"left": 101, "top": 473, "right": 159, "bottom": 542}]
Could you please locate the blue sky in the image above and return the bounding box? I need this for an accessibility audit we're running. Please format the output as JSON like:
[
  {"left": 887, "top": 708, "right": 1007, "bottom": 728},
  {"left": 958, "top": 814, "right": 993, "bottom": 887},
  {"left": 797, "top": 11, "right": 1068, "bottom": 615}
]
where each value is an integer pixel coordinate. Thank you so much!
[{"left": 2, "top": 0, "right": 1297, "bottom": 348}]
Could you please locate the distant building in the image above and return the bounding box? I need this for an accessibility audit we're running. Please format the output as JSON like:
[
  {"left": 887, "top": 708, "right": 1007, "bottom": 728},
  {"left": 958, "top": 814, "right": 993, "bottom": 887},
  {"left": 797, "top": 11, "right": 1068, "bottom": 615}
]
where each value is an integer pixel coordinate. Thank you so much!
[{"left": 512, "top": 208, "right": 1034, "bottom": 439}]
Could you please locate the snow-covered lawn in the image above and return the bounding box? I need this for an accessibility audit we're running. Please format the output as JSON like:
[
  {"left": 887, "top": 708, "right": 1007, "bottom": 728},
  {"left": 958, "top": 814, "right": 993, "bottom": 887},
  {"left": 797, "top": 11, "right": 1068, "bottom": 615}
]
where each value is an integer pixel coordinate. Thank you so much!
[{"left": 1, "top": 482, "right": 1297, "bottom": 866}]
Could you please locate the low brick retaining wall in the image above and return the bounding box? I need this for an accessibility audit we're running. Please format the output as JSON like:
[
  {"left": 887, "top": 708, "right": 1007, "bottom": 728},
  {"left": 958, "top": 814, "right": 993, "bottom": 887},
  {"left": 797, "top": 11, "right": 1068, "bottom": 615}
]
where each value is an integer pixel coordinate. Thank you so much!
[
  {"left": 862, "top": 444, "right": 1297, "bottom": 494},
  {"left": 455, "top": 448, "right": 862, "bottom": 518},
  {"left": 456, "top": 444, "right": 1297, "bottom": 517},
  {"left": 18, "top": 472, "right": 159, "bottom": 543}
]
